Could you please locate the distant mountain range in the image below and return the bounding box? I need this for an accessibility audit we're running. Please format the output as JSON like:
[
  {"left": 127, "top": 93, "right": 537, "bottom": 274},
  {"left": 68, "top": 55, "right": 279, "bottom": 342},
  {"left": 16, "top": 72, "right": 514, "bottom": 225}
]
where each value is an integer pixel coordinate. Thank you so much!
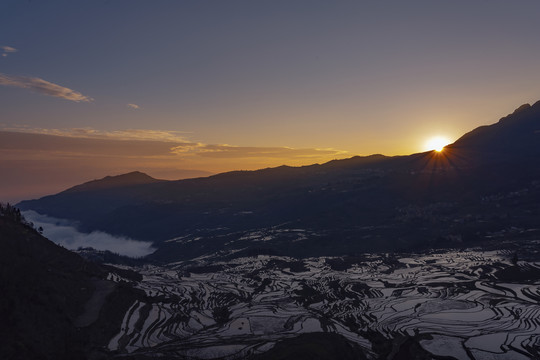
[{"left": 18, "top": 101, "right": 540, "bottom": 262}]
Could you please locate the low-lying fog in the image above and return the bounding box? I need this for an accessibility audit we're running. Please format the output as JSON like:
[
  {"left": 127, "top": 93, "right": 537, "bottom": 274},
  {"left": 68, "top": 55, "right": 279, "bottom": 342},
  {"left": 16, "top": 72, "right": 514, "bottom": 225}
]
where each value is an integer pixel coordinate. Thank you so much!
[{"left": 23, "top": 210, "right": 156, "bottom": 258}]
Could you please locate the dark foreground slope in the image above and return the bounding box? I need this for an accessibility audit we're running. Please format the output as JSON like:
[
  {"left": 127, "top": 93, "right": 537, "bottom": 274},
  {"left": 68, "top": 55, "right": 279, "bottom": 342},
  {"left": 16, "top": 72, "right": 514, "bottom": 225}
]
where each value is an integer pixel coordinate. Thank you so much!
[
  {"left": 251, "top": 333, "right": 368, "bottom": 360},
  {"left": 0, "top": 206, "right": 144, "bottom": 360},
  {"left": 18, "top": 101, "right": 540, "bottom": 261}
]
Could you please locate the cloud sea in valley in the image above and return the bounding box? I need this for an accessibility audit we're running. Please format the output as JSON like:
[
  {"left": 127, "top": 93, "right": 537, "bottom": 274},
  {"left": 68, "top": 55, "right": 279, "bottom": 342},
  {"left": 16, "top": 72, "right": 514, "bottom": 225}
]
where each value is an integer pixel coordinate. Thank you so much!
[{"left": 23, "top": 210, "right": 155, "bottom": 258}]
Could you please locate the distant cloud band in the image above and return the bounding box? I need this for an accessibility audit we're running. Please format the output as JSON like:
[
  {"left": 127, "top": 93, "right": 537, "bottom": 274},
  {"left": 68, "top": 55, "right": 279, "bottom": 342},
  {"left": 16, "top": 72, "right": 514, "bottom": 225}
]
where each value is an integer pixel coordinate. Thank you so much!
[
  {"left": 127, "top": 103, "right": 140, "bottom": 109},
  {"left": 1, "top": 126, "right": 348, "bottom": 160},
  {"left": 1, "top": 46, "right": 17, "bottom": 57},
  {"left": 0, "top": 73, "right": 93, "bottom": 102},
  {"left": 171, "top": 144, "right": 347, "bottom": 159},
  {"left": 1, "top": 127, "right": 190, "bottom": 142},
  {"left": 0, "top": 46, "right": 17, "bottom": 53}
]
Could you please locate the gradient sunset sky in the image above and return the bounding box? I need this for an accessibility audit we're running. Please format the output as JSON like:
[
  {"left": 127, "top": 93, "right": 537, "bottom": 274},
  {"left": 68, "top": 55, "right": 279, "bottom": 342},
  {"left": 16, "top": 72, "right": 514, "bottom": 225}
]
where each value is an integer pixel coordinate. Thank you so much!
[{"left": 2, "top": 0, "right": 540, "bottom": 202}]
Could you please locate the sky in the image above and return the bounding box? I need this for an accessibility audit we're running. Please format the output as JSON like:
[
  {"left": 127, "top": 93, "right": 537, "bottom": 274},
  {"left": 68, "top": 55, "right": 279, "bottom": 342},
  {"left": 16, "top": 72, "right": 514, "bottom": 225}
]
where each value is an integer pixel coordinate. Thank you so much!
[{"left": 2, "top": 0, "right": 540, "bottom": 202}]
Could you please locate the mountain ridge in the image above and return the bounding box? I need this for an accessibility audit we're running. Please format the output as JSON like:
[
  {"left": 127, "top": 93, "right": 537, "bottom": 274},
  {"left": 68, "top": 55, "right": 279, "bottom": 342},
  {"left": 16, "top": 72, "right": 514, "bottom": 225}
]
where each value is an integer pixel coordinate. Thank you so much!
[
  {"left": 17, "top": 101, "right": 540, "bottom": 261},
  {"left": 63, "top": 171, "right": 164, "bottom": 194},
  {"left": 449, "top": 100, "right": 540, "bottom": 158}
]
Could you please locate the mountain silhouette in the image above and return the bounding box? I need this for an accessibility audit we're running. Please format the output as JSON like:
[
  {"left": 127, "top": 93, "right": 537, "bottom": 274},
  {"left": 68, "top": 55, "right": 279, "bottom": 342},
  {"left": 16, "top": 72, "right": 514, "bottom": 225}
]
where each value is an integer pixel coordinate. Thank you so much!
[
  {"left": 448, "top": 101, "right": 540, "bottom": 162},
  {"left": 17, "top": 101, "right": 540, "bottom": 261},
  {"left": 63, "top": 171, "right": 162, "bottom": 193}
]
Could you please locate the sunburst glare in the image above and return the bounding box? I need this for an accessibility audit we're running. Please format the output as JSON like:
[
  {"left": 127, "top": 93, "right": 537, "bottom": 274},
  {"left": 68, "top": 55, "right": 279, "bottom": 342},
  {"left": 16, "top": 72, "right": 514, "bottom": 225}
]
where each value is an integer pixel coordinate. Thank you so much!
[{"left": 425, "top": 136, "right": 450, "bottom": 152}]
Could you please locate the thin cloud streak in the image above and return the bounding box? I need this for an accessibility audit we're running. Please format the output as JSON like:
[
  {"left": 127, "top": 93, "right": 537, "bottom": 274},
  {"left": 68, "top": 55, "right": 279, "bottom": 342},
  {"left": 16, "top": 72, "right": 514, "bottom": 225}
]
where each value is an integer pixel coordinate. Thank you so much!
[
  {"left": 1, "top": 127, "right": 347, "bottom": 160},
  {"left": 1, "top": 46, "right": 17, "bottom": 57},
  {"left": 127, "top": 103, "right": 140, "bottom": 109},
  {"left": 0, "top": 127, "right": 349, "bottom": 160},
  {"left": 0, "top": 73, "right": 93, "bottom": 102},
  {"left": 1, "top": 126, "right": 190, "bottom": 142},
  {"left": 171, "top": 144, "right": 347, "bottom": 159},
  {"left": 0, "top": 46, "right": 17, "bottom": 52}
]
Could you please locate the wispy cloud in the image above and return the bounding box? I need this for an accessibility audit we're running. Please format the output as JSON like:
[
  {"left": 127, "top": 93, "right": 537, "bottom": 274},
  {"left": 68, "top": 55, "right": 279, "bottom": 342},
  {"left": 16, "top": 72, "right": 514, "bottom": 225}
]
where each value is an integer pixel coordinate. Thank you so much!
[
  {"left": 127, "top": 103, "right": 140, "bottom": 109},
  {"left": 1, "top": 126, "right": 348, "bottom": 160},
  {"left": 0, "top": 73, "right": 93, "bottom": 102},
  {"left": 1, "top": 45, "right": 17, "bottom": 57},
  {"left": 0, "top": 46, "right": 17, "bottom": 52},
  {"left": 171, "top": 144, "right": 348, "bottom": 159},
  {"left": 1, "top": 126, "right": 191, "bottom": 142}
]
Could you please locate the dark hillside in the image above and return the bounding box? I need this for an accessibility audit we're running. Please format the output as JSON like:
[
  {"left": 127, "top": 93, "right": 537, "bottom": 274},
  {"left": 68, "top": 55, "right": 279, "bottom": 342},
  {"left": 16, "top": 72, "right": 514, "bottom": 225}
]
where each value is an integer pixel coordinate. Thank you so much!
[{"left": 0, "top": 205, "right": 143, "bottom": 359}]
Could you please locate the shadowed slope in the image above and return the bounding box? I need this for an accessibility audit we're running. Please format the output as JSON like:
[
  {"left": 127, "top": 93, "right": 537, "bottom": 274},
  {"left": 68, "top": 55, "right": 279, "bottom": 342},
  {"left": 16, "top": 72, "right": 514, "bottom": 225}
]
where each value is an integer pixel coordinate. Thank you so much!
[{"left": 0, "top": 209, "right": 144, "bottom": 359}]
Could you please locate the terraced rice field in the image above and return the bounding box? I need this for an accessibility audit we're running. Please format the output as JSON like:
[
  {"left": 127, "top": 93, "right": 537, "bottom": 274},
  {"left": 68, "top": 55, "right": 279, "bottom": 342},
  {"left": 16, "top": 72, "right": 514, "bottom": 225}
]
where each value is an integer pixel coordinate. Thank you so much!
[{"left": 106, "top": 246, "right": 540, "bottom": 359}]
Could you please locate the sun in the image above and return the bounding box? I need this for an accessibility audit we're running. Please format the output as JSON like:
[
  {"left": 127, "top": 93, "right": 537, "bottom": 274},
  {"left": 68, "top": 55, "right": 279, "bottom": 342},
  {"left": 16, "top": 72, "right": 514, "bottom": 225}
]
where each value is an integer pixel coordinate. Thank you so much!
[{"left": 425, "top": 136, "right": 450, "bottom": 152}]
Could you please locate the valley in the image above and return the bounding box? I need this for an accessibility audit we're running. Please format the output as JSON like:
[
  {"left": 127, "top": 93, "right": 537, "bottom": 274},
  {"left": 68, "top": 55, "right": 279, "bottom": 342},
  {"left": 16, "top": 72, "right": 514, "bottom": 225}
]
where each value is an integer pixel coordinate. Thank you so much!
[
  {"left": 5, "top": 101, "right": 540, "bottom": 359},
  {"left": 104, "top": 242, "right": 540, "bottom": 359},
  {"left": 3, "top": 3, "right": 540, "bottom": 359}
]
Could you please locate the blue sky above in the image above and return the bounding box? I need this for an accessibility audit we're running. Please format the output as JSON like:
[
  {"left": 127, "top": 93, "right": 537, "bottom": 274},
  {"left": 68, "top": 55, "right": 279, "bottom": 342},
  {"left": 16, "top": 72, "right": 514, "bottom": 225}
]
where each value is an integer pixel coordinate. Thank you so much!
[{"left": 1, "top": 0, "right": 540, "bottom": 201}]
